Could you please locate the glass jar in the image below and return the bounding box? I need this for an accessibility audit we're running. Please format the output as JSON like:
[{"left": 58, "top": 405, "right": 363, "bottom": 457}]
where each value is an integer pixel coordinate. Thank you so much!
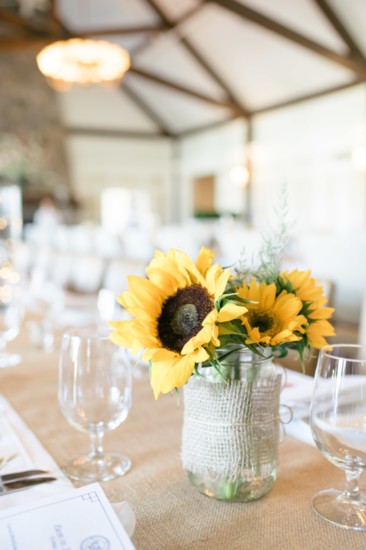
[{"left": 182, "top": 347, "right": 281, "bottom": 502}]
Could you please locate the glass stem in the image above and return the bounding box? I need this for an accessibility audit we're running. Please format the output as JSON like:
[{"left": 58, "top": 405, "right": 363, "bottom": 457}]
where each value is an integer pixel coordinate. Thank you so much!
[
  {"left": 344, "top": 469, "right": 362, "bottom": 502},
  {"left": 89, "top": 431, "right": 105, "bottom": 461}
]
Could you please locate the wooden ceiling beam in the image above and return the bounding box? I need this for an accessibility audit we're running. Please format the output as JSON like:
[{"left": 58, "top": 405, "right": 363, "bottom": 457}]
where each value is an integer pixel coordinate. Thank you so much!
[
  {"left": 179, "top": 39, "right": 249, "bottom": 116},
  {"left": 142, "top": 0, "right": 249, "bottom": 116},
  {"left": 0, "top": 36, "right": 56, "bottom": 52},
  {"left": 134, "top": 1, "right": 205, "bottom": 45},
  {"left": 211, "top": 0, "right": 366, "bottom": 78},
  {"left": 0, "top": 6, "right": 165, "bottom": 40},
  {"left": 312, "top": 0, "right": 366, "bottom": 62},
  {"left": 142, "top": 0, "right": 201, "bottom": 32},
  {"left": 77, "top": 24, "right": 167, "bottom": 38},
  {"left": 251, "top": 78, "right": 365, "bottom": 115},
  {"left": 48, "top": 0, "right": 64, "bottom": 34},
  {"left": 178, "top": 113, "right": 241, "bottom": 137},
  {"left": 66, "top": 127, "right": 168, "bottom": 139},
  {"left": 0, "top": 6, "right": 50, "bottom": 36},
  {"left": 48, "top": 0, "right": 73, "bottom": 37},
  {"left": 130, "top": 2, "right": 204, "bottom": 57},
  {"left": 129, "top": 66, "right": 242, "bottom": 113},
  {"left": 122, "top": 80, "right": 174, "bottom": 137},
  {"left": 0, "top": 16, "right": 163, "bottom": 50}
]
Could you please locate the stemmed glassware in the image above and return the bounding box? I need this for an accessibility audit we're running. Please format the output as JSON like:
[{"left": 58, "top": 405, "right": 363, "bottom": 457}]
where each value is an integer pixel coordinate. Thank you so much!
[
  {"left": 0, "top": 259, "right": 23, "bottom": 368},
  {"left": 58, "top": 327, "right": 132, "bottom": 482},
  {"left": 310, "top": 344, "right": 366, "bottom": 530}
]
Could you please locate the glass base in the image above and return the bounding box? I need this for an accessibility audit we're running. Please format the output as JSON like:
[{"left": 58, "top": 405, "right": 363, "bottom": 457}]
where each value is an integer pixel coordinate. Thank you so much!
[
  {"left": 0, "top": 352, "right": 21, "bottom": 368},
  {"left": 187, "top": 470, "right": 276, "bottom": 502},
  {"left": 312, "top": 489, "right": 366, "bottom": 531},
  {"left": 62, "top": 452, "right": 131, "bottom": 483}
]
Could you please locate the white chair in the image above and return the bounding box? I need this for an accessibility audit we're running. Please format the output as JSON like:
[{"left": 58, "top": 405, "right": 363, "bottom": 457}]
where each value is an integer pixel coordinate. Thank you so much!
[
  {"left": 122, "top": 228, "right": 154, "bottom": 262},
  {"left": 12, "top": 240, "right": 33, "bottom": 276},
  {"left": 49, "top": 251, "right": 73, "bottom": 289},
  {"left": 103, "top": 258, "right": 146, "bottom": 296},
  {"left": 68, "top": 224, "right": 97, "bottom": 254},
  {"left": 68, "top": 254, "right": 106, "bottom": 294},
  {"left": 30, "top": 245, "right": 54, "bottom": 282},
  {"left": 155, "top": 224, "right": 201, "bottom": 258},
  {"left": 94, "top": 226, "right": 124, "bottom": 258}
]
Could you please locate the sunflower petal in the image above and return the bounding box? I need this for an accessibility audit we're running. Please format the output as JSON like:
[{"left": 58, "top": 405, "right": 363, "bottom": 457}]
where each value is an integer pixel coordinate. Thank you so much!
[
  {"left": 217, "top": 303, "right": 248, "bottom": 322},
  {"left": 195, "top": 247, "right": 215, "bottom": 275},
  {"left": 150, "top": 353, "right": 196, "bottom": 398}
]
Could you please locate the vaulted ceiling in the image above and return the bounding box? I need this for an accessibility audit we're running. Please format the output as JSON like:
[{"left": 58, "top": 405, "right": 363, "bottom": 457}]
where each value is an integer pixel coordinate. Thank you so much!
[{"left": 1, "top": 0, "right": 366, "bottom": 136}]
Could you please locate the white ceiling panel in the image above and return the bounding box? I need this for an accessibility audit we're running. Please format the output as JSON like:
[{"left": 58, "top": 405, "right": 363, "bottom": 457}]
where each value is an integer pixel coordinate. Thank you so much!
[
  {"left": 57, "top": 0, "right": 159, "bottom": 32},
  {"left": 134, "top": 26, "right": 228, "bottom": 100},
  {"left": 58, "top": 86, "right": 160, "bottom": 133},
  {"left": 94, "top": 33, "right": 149, "bottom": 53},
  {"left": 329, "top": 0, "right": 366, "bottom": 56},
  {"left": 186, "top": 4, "right": 353, "bottom": 111},
  {"left": 239, "top": 0, "right": 348, "bottom": 54},
  {"left": 126, "top": 74, "right": 232, "bottom": 134},
  {"left": 151, "top": 0, "right": 202, "bottom": 22}
]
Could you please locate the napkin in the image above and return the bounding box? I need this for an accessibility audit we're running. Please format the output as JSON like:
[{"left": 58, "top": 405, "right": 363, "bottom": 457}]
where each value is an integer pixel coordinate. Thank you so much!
[
  {"left": 279, "top": 367, "right": 315, "bottom": 413},
  {"left": 0, "top": 394, "right": 71, "bottom": 510},
  {"left": 278, "top": 368, "right": 316, "bottom": 447},
  {"left": 0, "top": 395, "right": 135, "bottom": 536}
]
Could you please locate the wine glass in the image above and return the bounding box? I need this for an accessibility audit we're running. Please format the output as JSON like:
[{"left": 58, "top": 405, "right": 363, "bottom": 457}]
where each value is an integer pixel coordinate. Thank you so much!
[
  {"left": 0, "top": 259, "right": 23, "bottom": 367},
  {"left": 58, "top": 327, "right": 132, "bottom": 482},
  {"left": 310, "top": 344, "right": 366, "bottom": 530}
]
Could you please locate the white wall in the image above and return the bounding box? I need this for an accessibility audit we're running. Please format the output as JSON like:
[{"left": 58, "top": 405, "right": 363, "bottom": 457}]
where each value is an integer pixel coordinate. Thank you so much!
[
  {"left": 250, "top": 85, "right": 366, "bottom": 322},
  {"left": 64, "top": 135, "right": 174, "bottom": 224},
  {"left": 177, "top": 118, "right": 249, "bottom": 220},
  {"left": 176, "top": 85, "right": 366, "bottom": 323},
  {"left": 252, "top": 84, "right": 366, "bottom": 233}
]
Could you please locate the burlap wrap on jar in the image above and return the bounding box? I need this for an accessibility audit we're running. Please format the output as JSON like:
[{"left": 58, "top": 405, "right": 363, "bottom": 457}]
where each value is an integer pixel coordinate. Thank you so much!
[{"left": 182, "top": 373, "right": 282, "bottom": 487}]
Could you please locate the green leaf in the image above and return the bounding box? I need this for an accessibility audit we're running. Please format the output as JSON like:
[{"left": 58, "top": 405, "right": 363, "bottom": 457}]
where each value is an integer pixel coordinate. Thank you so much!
[{"left": 211, "top": 361, "right": 230, "bottom": 383}]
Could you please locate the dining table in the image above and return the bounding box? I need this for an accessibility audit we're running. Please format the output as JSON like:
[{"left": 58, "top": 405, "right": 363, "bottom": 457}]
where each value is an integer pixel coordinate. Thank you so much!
[{"left": 0, "top": 325, "right": 365, "bottom": 550}]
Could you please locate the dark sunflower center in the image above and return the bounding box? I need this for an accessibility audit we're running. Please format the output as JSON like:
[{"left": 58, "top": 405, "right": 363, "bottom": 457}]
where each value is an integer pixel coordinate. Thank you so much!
[
  {"left": 171, "top": 304, "right": 199, "bottom": 337},
  {"left": 157, "top": 284, "right": 213, "bottom": 353},
  {"left": 248, "top": 310, "right": 278, "bottom": 336}
]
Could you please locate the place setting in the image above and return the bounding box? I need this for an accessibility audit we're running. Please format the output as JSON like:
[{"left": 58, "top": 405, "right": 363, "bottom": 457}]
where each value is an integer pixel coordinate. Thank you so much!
[{"left": 0, "top": 324, "right": 136, "bottom": 548}]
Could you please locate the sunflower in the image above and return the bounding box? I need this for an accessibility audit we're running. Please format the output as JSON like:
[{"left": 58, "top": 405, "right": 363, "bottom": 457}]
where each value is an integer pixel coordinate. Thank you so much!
[
  {"left": 280, "top": 269, "right": 335, "bottom": 349},
  {"left": 236, "top": 280, "right": 307, "bottom": 346},
  {"left": 110, "top": 247, "right": 247, "bottom": 398}
]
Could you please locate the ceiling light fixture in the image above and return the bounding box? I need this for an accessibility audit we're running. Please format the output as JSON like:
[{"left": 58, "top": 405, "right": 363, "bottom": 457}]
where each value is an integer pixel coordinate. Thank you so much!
[
  {"left": 351, "top": 146, "right": 366, "bottom": 173},
  {"left": 229, "top": 165, "right": 250, "bottom": 187},
  {"left": 36, "top": 38, "right": 131, "bottom": 92}
]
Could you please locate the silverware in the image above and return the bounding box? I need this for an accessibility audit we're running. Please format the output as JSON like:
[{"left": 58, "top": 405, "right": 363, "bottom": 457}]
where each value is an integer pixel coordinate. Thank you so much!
[
  {"left": 0, "top": 476, "right": 57, "bottom": 495},
  {"left": 0, "top": 469, "right": 50, "bottom": 483}
]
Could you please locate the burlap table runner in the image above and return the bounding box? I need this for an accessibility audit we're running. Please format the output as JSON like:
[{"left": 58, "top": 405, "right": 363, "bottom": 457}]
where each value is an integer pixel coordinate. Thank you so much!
[{"left": 0, "top": 331, "right": 365, "bottom": 549}]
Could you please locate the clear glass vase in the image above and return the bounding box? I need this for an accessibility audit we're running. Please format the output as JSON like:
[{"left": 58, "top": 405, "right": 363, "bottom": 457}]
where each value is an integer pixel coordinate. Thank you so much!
[{"left": 182, "top": 347, "right": 281, "bottom": 502}]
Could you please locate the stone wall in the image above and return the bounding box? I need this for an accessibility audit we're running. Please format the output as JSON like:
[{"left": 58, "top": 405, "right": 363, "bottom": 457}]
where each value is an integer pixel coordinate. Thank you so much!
[{"left": 0, "top": 50, "right": 70, "bottom": 221}]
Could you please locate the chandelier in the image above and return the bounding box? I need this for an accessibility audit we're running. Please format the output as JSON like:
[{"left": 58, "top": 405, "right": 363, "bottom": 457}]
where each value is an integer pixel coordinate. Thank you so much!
[{"left": 36, "top": 38, "right": 131, "bottom": 91}]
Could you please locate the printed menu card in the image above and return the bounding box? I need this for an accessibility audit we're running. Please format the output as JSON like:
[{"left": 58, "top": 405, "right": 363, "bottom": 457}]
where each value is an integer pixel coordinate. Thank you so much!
[{"left": 0, "top": 482, "right": 135, "bottom": 549}]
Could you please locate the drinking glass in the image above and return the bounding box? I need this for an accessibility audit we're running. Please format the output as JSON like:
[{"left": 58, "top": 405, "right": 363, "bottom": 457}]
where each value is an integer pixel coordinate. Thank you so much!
[
  {"left": 310, "top": 344, "right": 366, "bottom": 530},
  {"left": 0, "top": 259, "right": 23, "bottom": 367},
  {"left": 58, "top": 327, "right": 132, "bottom": 482},
  {"left": 0, "top": 184, "right": 23, "bottom": 241}
]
